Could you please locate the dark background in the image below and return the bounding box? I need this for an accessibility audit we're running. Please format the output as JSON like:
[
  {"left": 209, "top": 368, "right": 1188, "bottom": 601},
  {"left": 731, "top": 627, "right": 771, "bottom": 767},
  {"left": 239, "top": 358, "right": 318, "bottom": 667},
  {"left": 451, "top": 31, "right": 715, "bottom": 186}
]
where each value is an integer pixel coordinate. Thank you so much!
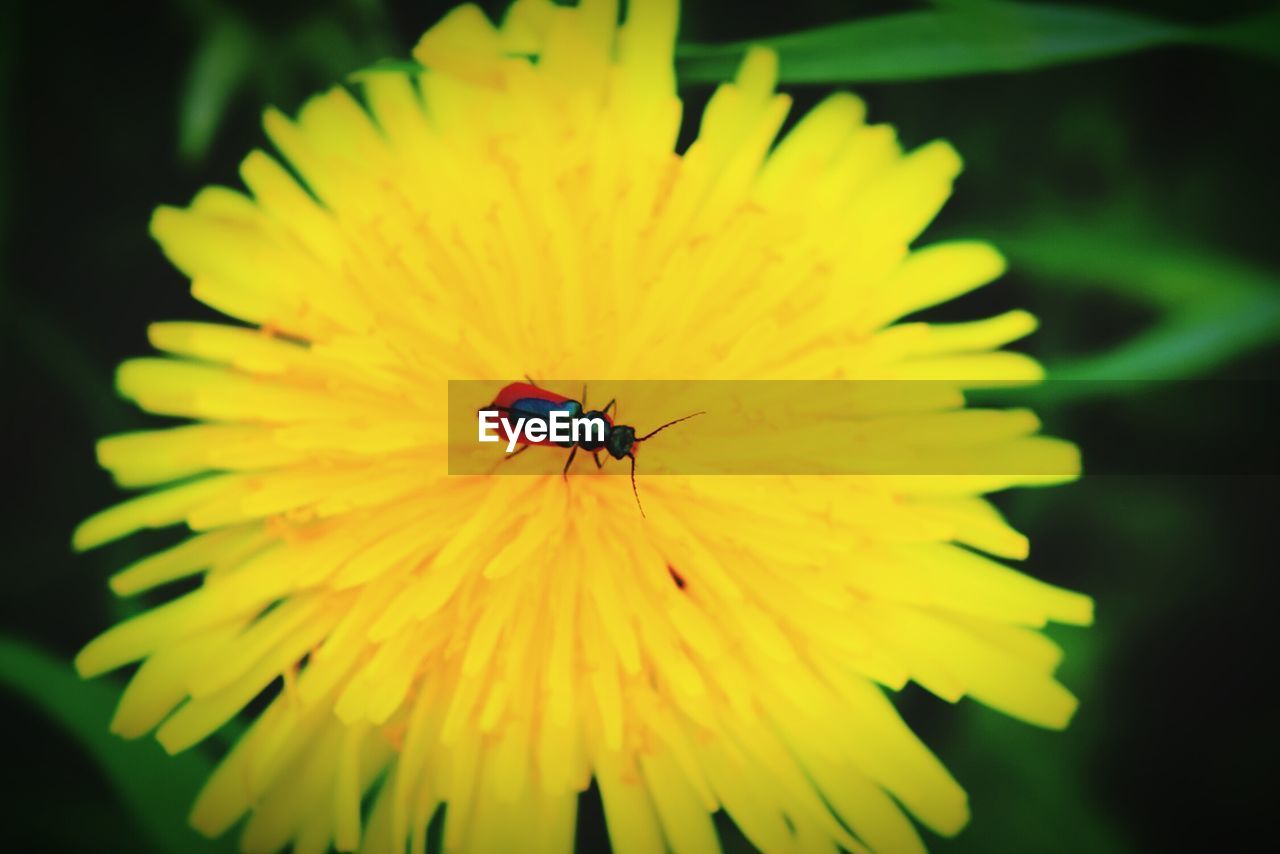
[{"left": 2, "top": 1, "right": 1277, "bottom": 851}]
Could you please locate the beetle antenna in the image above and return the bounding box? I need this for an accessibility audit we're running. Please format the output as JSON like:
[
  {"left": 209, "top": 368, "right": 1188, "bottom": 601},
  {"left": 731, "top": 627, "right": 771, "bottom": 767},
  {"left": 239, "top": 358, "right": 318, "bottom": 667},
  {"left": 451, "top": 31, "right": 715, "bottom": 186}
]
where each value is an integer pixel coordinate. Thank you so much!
[
  {"left": 637, "top": 411, "right": 706, "bottom": 442},
  {"left": 628, "top": 452, "right": 645, "bottom": 517}
]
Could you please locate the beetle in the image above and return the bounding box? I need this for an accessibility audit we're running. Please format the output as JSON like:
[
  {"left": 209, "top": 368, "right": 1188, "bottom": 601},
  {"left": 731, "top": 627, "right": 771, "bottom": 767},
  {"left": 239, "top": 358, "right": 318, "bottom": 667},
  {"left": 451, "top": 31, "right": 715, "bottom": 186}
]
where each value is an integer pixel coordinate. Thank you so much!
[{"left": 481, "top": 379, "right": 703, "bottom": 515}]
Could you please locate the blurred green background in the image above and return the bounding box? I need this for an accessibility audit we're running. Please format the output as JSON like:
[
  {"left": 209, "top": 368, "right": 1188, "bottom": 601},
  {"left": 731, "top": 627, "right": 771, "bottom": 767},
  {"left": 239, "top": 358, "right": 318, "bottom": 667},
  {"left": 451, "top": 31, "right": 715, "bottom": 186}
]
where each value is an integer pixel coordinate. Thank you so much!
[{"left": 2, "top": 0, "right": 1277, "bottom": 851}]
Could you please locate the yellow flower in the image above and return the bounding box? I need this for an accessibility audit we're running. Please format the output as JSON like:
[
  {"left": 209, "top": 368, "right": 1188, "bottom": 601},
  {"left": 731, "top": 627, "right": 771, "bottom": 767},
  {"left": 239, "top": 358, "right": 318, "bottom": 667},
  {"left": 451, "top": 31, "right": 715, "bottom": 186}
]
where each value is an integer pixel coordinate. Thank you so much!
[{"left": 74, "top": 1, "right": 1092, "bottom": 852}]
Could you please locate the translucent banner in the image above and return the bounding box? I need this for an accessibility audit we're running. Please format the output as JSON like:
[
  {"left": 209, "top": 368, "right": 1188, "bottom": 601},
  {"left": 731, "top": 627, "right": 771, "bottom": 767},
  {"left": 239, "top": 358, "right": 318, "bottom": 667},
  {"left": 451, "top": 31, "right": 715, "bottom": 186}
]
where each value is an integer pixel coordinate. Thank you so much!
[{"left": 446, "top": 379, "right": 1275, "bottom": 476}]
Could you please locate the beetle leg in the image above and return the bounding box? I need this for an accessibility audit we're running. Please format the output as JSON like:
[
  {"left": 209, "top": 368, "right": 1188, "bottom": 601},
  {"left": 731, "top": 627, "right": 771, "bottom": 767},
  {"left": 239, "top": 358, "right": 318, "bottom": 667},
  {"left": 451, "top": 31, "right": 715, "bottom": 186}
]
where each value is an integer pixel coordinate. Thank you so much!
[
  {"left": 593, "top": 451, "right": 603, "bottom": 469},
  {"left": 562, "top": 446, "right": 579, "bottom": 479},
  {"left": 602, "top": 398, "right": 616, "bottom": 416},
  {"left": 581, "top": 384, "right": 588, "bottom": 407}
]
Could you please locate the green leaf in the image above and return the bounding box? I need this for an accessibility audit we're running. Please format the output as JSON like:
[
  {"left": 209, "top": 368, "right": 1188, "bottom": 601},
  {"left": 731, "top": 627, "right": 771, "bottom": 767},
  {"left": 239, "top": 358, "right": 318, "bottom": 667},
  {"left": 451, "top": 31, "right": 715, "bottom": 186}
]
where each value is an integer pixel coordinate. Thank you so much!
[
  {"left": 993, "top": 225, "right": 1280, "bottom": 390},
  {"left": 1197, "top": 7, "right": 1280, "bottom": 62},
  {"left": 286, "top": 18, "right": 385, "bottom": 82},
  {"left": 0, "top": 637, "right": 232, "bottom": 854},
  {"left": 178, "top": 19, "right": 257, "bottom": 163},
  {"left": 675, "top": 1, "right": 1276, "bottom": 84},
  {"left": 354, "top": 3, "right": 1279, "bottom": 85},
  {"left": 1050, "top": 294, "right": 1280, "bottom": 384}
]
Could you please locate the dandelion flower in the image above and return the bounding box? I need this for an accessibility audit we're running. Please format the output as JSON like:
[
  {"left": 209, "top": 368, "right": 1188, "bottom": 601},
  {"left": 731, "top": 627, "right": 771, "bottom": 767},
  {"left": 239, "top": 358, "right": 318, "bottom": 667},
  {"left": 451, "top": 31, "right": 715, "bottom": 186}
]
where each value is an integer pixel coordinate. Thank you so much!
[{"left": 75, "top": 1, "right": 1093, "bottom": 852}]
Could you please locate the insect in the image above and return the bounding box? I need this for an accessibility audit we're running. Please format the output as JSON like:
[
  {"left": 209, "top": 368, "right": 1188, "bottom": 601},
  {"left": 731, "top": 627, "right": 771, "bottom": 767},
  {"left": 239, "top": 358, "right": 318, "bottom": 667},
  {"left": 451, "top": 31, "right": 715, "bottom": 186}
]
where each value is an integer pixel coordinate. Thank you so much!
[{"left": 482, "top": 380, "right": 704, "bottom": 515}]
